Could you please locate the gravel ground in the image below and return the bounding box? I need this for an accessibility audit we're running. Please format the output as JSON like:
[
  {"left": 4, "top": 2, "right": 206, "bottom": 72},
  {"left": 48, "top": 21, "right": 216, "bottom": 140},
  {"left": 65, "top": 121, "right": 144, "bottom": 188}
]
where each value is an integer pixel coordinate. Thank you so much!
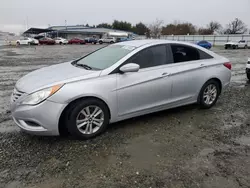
[{"left": 0, "top": 44, "right": 250, "bottom": 188}]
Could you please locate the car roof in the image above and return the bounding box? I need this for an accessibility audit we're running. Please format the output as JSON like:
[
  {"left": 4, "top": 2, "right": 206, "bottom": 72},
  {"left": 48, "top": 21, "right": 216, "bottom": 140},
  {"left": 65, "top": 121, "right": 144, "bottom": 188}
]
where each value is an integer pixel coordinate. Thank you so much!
[
  {"left": 114, "top": 39, "right": 198, "bottom": 48},
  {"left": 113, "top": 39, "right": 221, "bottom": 59}
]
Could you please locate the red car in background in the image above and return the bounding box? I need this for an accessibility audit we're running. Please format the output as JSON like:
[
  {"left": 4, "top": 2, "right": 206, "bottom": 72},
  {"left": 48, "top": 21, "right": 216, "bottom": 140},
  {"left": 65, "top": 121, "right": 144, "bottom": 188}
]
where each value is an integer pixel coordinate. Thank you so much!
[
  {"left": 39, "top": 37, "right": 56, "bottom": 45},
  {"left": 68, "top": 38, "right": 86, "bottom": 44}
]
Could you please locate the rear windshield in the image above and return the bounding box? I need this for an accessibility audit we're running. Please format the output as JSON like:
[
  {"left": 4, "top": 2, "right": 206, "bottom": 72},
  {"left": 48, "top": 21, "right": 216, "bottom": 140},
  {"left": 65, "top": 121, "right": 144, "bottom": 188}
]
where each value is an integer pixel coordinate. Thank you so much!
[{"left": 76, "top": 45, "right": 135, "bottom": 70}]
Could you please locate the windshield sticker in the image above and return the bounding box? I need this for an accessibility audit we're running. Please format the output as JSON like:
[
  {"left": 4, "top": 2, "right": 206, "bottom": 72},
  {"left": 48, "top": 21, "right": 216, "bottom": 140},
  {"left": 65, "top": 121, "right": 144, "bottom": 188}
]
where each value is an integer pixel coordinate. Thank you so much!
[{"left": 122, "top": 46, "right": 135, "bottom": 51}]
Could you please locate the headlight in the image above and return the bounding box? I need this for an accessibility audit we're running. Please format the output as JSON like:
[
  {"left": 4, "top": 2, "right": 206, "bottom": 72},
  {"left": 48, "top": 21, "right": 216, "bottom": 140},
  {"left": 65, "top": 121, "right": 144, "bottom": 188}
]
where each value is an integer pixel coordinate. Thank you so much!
[{"left": 21, "top": 84, "right": 63, "bottom": 105}]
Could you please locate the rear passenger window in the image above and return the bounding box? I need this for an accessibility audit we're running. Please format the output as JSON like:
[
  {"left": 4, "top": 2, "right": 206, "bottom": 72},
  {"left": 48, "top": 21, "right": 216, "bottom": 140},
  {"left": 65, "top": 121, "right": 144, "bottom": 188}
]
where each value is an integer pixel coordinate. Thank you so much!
[
  {"left": 198, "top": 49, "right": 213, "bottom": 59},
  {"left": 130, "top": 45, "right": 167, "bottom": 69},
  {"left": 171, "top": 44, "right": 212, "bottom": 63}
]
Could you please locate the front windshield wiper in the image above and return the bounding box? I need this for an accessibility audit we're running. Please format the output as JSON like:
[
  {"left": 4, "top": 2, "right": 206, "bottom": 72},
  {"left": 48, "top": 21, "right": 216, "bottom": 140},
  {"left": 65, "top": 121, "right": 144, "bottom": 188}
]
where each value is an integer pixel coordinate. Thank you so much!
[{"left": 75, "top": 63, "right": 93, "bottom": 70}]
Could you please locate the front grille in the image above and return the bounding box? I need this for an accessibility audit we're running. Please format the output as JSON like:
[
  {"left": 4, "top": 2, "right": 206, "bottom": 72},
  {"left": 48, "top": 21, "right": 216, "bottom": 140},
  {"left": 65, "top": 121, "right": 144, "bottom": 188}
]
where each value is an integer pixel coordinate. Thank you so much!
[{"left": 11, "top": 88, "right": 24, "bottom": 102}]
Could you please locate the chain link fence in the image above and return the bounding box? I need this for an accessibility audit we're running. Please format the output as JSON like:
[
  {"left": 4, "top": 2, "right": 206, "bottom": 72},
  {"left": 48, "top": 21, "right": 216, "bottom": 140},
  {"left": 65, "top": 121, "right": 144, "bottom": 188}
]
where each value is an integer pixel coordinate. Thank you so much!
[{"left": 161, "top": 34, "right": 250, "bottom": 46}]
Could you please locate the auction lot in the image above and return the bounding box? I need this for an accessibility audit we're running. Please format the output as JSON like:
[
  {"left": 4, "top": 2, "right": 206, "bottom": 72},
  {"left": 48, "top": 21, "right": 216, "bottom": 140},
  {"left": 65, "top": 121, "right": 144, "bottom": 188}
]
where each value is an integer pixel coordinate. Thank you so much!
[{"left": 0, "top": 44, "right": 250, "bottom": 188}]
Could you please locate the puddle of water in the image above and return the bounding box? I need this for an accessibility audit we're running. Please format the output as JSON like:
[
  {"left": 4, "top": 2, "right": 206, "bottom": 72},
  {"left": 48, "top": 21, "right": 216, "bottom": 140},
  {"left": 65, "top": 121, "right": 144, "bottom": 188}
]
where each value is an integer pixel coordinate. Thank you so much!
[
  {"left": 199, "top": 148, "right": 215, "bottom": 157},
  {"left": 109, "top": 134, "right": 162, "bottom": 171},
  {"left": 236, "top": 136, "right": 250, "bottom": 146}
]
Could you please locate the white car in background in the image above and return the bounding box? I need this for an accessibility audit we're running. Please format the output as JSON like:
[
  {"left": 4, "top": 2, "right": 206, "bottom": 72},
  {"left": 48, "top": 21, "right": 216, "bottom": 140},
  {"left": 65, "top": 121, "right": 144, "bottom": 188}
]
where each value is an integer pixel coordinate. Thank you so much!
[
  {"left": 246, "top": 58, "right": 250, "bottom": 80},
  {"left": 98, "top": 37, "right": 116, "bottom": 44},
  {"left": 225, "top": 40, "right": 248, "bottom": 49},
  {"left": 16, "top": 37, "right": 39, "bottom": 45},
  {"left": 54, "top": 37, "right": 68, "bottom": 45}
]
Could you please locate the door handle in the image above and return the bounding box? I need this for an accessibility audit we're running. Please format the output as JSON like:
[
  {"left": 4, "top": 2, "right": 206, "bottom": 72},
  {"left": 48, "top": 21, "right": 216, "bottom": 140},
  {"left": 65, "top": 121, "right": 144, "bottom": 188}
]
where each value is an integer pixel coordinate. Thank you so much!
[{"left": 162, "top": 72, "right": 171, "bottom": 77}]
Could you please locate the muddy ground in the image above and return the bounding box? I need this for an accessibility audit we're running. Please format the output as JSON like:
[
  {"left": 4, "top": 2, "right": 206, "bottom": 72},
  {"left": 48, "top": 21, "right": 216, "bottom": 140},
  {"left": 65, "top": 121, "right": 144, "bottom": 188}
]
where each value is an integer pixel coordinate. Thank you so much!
[{"left": 0, "top": 44, "right": 250, "bottom": 188}]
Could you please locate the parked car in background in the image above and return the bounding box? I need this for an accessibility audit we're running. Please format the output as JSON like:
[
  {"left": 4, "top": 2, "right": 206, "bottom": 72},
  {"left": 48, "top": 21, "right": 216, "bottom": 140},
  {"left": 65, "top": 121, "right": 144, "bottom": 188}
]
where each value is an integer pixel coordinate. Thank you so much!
[
  {"left": 98, "top": 37, "right": 116, "bottom": 44},
  {"left": 39, "top": 37, "right": 56, "bottom": 45},
  {"left": 68, "top": 38, "right": 86, "bottom": 44},
  {"left": 55, "top": 37, "right": 68, "bottom": 45},
  {"left": 197, "top": 40, "right": 212, "bottom": 49},
  {"left": 225, "top": 40, "right": 248, "bottom": 49},
  {"left": 246, "top": 58, "right": 250, "bottom": 80},
  {"left": 16, "top": 37, "right": 39, "bottom": 45},
  {"left": 10, "top": 40, "right": 231, "bottom": 139},
  {"left": 116, "top": 37, "right": 133, "bottom": 43},
  {"left": 85, "top": 38, "right": 97, "bottom": 44}
]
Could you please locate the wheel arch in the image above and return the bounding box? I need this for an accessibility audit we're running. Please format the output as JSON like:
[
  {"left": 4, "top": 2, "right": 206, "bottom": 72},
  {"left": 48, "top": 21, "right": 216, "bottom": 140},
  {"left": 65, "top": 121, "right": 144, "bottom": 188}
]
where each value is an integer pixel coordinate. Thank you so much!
[
  {"left": 58, "top": 96, "right": 111, "bottom": 136},
  {"left": 197, "top": 77, "right": 222, "bottom": 103}
]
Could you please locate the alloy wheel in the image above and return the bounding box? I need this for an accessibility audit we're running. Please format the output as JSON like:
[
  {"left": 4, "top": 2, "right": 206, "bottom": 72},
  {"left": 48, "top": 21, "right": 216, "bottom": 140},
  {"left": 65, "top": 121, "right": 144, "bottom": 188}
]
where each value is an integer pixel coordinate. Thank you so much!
[
  {"left": 203, "top": 84, "right": 217, "bottom": 105},
  {"left": 76, "top": 105, "right": 104, "bottom": 135}
]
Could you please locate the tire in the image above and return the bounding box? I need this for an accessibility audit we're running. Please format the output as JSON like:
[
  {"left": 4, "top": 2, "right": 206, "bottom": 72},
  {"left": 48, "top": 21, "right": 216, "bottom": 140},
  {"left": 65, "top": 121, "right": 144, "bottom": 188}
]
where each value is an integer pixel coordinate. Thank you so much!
[
  {"left": 99, "top": 41, "right": 103, "bottom": 44},
  {"left": 245, "top": 45, "right": 248, "bottom": 49},
  {"left": 65, "top": 99, "right": 109, "bottom": 139},
  {"left": 16, "top": 42, "right": 20, "bottom": 45},
  {"left": 110, "top": 41, "right": 114, "bottom": 44},
  {"left": 198, "top": 80, "right": 220, "bottom": 109},
  {"left": 247, "top": 73, "right": 250, "bottom": 80},
  {"left": 59, "top": 42, "right": 62, "bottom": 45},
  {"left": 225, "top": 46, "right": 228, "bottom": 49}
]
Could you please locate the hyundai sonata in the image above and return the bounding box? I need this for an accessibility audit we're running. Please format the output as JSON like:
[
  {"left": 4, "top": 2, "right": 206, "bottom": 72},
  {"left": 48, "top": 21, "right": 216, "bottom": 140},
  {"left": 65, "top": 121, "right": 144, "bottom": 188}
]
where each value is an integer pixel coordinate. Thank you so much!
[{"left": 11, "top": 40, "right": 231, "bottom": 139}]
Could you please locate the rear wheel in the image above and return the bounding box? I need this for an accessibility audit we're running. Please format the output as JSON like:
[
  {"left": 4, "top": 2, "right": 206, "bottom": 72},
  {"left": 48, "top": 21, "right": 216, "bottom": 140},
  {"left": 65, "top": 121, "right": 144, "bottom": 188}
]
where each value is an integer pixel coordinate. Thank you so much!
[
  {"left": 59, "top": 42, "right": 62, "bottom": 45},
  {"left": 110, "top": 41, "right": 114, "bottom": 44},
  {"left": 65, "top": 99, "right": 109, "bottom": 139},
  {"left": 245, "top": 45, "right": 248, "bottom": 49},
  {"left": 99, "top": 41, "right": 103, "bottom": 44},
  {"left": 198, "top": 80, "right": 220, "bottom": 109},
  {"left": 16, "top": 42, "right": 20, "bottom": 45}
]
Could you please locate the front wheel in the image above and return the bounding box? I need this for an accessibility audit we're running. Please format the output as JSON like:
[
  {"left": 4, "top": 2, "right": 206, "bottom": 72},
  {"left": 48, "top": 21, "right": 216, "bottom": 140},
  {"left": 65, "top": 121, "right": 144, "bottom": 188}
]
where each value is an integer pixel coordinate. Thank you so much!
[
  {"left": 65, "top": 99, "right": 109, "bottom": 139},
  {"left": 198, "top": 80, "right": 220, "bottom": 109},
  {"left": 245, "top": 45, "right": 248, "bottom": 49},
  {"left": 99, "top": 41, "right": 103, "bottom": 44}
]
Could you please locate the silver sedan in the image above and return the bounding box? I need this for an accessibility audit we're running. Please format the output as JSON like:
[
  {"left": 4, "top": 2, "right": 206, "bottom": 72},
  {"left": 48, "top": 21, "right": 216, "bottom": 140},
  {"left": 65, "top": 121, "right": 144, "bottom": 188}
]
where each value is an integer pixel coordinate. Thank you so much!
[{"left": 10, "top": 40, "right": 231, "bottom": 139}]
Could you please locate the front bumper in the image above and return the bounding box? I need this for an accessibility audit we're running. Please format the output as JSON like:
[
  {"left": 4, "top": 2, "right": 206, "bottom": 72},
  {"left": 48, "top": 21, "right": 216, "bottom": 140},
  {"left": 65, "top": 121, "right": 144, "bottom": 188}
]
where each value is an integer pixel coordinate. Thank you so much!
[{"left": 11, "top": 99, "right": 67, "bottom": 136}]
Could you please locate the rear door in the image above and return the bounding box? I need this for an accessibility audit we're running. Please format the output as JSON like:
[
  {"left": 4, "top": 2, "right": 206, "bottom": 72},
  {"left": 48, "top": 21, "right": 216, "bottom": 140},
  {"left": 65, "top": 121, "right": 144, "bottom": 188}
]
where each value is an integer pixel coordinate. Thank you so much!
[
  {"left": 168, "top": 43, "right": 214, "bottom": 104},
  {"left": 117, "top": 44, "right": 174, "bottom": 117}
]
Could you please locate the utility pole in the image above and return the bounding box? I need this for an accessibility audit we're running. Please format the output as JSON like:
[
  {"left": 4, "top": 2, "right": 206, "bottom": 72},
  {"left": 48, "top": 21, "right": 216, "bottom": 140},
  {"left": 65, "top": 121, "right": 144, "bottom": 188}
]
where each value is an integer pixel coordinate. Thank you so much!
[{"left": 65, "top": 20, "right": 67, "bottom": 30}]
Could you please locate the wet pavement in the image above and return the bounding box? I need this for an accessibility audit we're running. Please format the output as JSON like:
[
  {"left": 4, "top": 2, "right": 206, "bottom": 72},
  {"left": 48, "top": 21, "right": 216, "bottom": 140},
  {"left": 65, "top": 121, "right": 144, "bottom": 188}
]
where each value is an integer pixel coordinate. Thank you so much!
[{"left": 0, "top": 45, "right": 250, "bottom": 188}]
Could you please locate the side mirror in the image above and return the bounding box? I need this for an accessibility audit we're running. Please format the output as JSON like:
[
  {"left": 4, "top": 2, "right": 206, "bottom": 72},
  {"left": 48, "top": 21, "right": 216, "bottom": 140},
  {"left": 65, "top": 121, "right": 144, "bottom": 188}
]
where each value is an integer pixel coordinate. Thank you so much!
[{"left": 119, "top": 63, "right": 140, "bottom": 73}]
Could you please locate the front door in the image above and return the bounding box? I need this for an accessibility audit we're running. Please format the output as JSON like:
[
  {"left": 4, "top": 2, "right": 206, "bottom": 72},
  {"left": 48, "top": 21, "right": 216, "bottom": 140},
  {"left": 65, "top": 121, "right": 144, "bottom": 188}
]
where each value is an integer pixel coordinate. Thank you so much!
[{"left": 117, "top": 44, "right": 173, "bottom": 117}]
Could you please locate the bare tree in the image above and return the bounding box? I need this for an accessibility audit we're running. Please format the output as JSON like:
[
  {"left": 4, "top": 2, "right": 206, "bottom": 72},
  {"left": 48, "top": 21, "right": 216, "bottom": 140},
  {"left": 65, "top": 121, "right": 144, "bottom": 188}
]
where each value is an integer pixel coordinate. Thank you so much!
[
  {"left": 224, "top": 18, "right": 247, "bottom": 34},
  {"left": 148, "top": 19, "right": 164, "bottom": 38},
  {"left": 207, "top": 21, "right": 222, "bottom": 33}
]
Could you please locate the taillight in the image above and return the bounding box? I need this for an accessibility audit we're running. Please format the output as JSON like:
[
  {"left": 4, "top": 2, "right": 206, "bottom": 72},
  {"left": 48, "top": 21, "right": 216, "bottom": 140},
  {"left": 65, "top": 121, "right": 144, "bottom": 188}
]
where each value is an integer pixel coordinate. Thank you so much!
[{"left": 223, "top": 62, "right": 232, "bottom": 70}]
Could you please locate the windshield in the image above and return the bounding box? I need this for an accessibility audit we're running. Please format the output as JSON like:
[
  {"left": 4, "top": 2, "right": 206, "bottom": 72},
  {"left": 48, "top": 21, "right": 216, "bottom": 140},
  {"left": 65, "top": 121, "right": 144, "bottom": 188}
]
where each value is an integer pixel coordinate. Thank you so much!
[{"left": 75, "top": 45, "right": 135, "bottom": 70}]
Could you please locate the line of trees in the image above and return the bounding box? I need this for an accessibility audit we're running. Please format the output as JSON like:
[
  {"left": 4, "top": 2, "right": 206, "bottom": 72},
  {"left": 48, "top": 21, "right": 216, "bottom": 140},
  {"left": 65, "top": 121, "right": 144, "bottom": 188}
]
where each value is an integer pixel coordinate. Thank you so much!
[{"left": 84, "top": 18, "right": 249, "bottom": 38}]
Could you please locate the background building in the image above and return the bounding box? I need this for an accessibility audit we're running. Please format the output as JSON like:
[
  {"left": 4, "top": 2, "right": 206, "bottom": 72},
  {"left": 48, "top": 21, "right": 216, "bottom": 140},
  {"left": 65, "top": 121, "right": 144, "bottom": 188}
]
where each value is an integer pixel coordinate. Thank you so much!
[{"left": 23, "top": 25, "right": 137, "bottom": 39}]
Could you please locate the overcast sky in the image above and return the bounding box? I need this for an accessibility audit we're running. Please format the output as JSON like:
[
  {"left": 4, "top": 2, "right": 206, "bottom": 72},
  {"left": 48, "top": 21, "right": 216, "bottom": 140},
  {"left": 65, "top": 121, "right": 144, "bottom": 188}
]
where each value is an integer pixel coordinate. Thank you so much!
[{"left": 1, "top": 0, "right": 250, "bottom": 33}]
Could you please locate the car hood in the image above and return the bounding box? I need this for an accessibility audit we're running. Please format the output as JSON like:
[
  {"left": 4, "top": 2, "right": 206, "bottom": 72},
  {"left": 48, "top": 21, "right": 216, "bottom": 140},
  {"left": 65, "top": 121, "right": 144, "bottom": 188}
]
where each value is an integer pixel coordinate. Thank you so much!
[{"left": 16, "top": 61, "right": 101, "bottom": 93}]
